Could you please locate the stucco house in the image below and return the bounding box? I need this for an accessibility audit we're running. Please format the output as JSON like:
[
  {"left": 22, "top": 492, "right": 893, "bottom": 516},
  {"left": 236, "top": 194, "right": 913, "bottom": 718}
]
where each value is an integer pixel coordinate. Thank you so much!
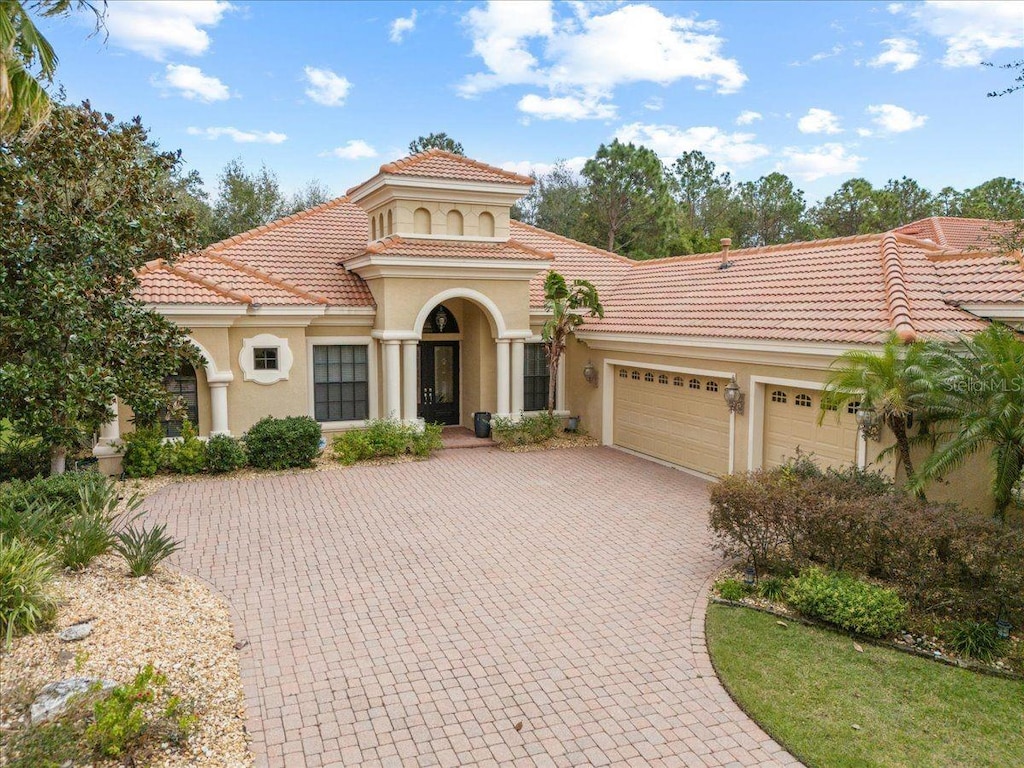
[{"left": 94, "top": 149, "right": 1024, "bottom": 507}]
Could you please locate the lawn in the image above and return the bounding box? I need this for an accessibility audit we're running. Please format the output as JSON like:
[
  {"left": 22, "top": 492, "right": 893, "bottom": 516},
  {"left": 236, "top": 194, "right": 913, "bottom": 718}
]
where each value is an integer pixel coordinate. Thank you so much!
[{"left": 706, "top": 604, "right": 1024, "bottom": 768}]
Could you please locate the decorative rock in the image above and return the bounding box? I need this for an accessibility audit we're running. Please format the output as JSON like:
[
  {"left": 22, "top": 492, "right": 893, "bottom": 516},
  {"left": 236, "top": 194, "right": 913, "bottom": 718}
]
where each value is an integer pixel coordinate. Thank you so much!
[
  {"left": 30, "top": 677, "right": 115, "bottom": 725},
  {"left": 57, "top": 622, "right": 93, "bottom": 643}
]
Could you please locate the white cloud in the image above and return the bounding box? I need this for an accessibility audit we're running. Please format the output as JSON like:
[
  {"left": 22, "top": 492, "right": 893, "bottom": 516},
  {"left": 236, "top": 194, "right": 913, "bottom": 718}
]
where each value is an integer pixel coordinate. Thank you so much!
[
  {"left": 779, "top": 143, "right": 864, "bottom": 182},
  {"left": 643, "top": 96, "right": 664, "bottom": 112},
  {"left": 517, "top": 93, "right": 616, "bottom": 121},
  {"left": 459, "top": 2, "right": 746, "bottom": 120},
  {"left": 614, "top": 122, "right": 770, "bottom": 168},
  {"left": 159, "top": 64, "right": 230, "bottom": 102},
  {"left": 105, "top": 1, "right": 233, "bottom": 60},
  {"left": 500, "top": 157, "right": 589, "bottom": 177},
  {"left": 790, "top": 44, "right": 845, "bottom": 66},
  {"left": 390, "top": 9, "right": 418, "bottom": 43},
  {"left": 186, "top": 126, "right": 287, "bottom": 144},
  {"left": 869, "top": 37, "right": 921, "bottom": 71},
  {"left": 866, "top": 103, "right": 928, "bottom": 133},
  {"left": 797, "top": 108, "right": 842, "bottom": 135},
  {"left": 735, "top": 110, "right": 762, "bottom": 126},
  {"left": 321, "top": 140, "right": 378, "bottom": 160},
  {"left": 912, "top": 1, "right": 1024, "bottom": 67},
  {"left": 303, "top": 67, "right": 352, "bottom": 107}
]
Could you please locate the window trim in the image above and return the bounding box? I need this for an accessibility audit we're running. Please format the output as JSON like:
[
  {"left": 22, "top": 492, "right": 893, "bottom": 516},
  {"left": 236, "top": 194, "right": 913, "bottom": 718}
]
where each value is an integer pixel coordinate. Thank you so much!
[
  {"left": 240, "top": 333, "right": 293, "bottom": 385},
  {"left": 306, "top": 336, "right": 378, "bottom": 430},
  {"left": 524, "top": 335, "right": 565, "bottom": 414}
]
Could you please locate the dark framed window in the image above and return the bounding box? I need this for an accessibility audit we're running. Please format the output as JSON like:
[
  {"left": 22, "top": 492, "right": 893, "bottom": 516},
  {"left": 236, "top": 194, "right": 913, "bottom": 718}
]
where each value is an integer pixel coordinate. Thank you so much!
[
  {"left": 162, "top": 361, "right": 199, "bottom": 438},
  {"left": 313, "top": 345, "right": 369, "bottom": 422},
  {"left": 524, "top": 343, "right": 550, "bottom": 412},
  {"left": 254, "top": 347, "right": 279, "bottom": 371}
]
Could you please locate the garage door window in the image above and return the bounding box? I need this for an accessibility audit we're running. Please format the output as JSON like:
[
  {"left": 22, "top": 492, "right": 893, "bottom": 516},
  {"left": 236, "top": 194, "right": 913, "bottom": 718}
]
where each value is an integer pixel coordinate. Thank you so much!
[
  {"left": 658, "top": 374, "right": 668, "bottom": 385},
  {"left": 673, "top": 376, "right": 684, "bottom": 386},
  {"left": 689, "top": 378, "right": 700, "bottom": 390},
  {"left": 706, "top": 380, "right": 719, "bottom": 392},
  {"left": 771, "top": 390, "right": 788, "bottom": 403},
  {"left": 795, "top": 393, "right": 813, "bottom": 407}
]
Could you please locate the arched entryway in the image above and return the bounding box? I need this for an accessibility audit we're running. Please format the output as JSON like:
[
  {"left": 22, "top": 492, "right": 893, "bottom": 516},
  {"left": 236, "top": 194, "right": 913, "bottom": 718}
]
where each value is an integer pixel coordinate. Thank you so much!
[{"left": 419, "top": 304, "right": 460, "bottom": 425}]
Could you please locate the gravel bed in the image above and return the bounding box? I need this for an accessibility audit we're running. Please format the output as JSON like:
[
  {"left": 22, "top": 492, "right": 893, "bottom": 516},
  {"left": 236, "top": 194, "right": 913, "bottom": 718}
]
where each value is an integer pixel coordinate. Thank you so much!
[
  {"left": 0, "top": 555, "right": 252, "bottom": 767},
  {"left": 497, "top": 432, "right": 599, "bottom": 452}
]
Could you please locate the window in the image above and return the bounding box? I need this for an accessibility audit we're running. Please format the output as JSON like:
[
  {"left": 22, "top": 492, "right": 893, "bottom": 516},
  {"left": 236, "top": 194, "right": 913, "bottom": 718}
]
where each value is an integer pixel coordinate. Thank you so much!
[
  {"left": 706, "top": 380, "right": 719, "bottom": 393},
  {"left": 478, "top": 211, "right": 495, "bottom": 237},
  {"left": 253, "top": 347, "right": 278, "bottom": 371},
  {"left": 619, "top": 369, "right": 628, "bottom": 379},
  {"left": 795, "top": 393, "right": 813, "bottom": 408},
  {"left": 413, "top": 208, "right": 432, "bottom": 234},
  {"left": 631, "top": 370, "right": 640, "bottom": 380},
  {"left": 386, "top": 209, "right": 393, "bottom": 235},
  {"left": 644, "top": 372, "right": 654, "bottom": 382},
  {"left": 312, "top": 345, "right": 369, "bottom": 422},
  {"left": 371, "top": 217, "right": 377, "bottom": 240},
  {"left": 847, "top": 400, "right": 861, "bottom": 415},
  {"left": 673, "top": 376, "right": 684, "bottom": 387},
  {"left": 162, "top": 361, "right": 199, "bottom": 438},
  {"left": 771, "top": 390, "right": 788, "bottom": 404},
  {"left": 658, "top": 374, "right": 668, "bottom": 385},
  {"left": 446, "top": 209, "right": 464, "bottom": 236},
  {"left": 524, "top": 344, "right": 550, "bottom": 411},
  {"left": 689, "top": 378, "right": 701, "bottom": 390}
]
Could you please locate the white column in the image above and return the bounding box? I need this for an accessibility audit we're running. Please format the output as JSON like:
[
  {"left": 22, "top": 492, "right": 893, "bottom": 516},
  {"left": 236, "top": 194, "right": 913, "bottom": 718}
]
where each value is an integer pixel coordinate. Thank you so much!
[
  {"left": 384, "top": 340, "right": 402, "bottom": 419},
  {"left": 402, "top": 340, "right": 418, "bottom": 423},
  {"left": 209, "top": 381, "right": 230, "bottom": 435},
  {"left": 510, "top": 339, "right": 525, "bottom": 416},
  {"left": 98, "top": 401, "right": 120, "bottom": 444},
  {"left": 495, "top": 339, "right": 511, "bottom": 416}
]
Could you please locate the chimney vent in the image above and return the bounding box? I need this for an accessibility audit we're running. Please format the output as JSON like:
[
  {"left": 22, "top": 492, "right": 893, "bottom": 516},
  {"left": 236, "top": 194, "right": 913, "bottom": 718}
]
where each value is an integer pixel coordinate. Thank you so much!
[{"left": 719, "top": 237, "right": 732, "bottom": 269}]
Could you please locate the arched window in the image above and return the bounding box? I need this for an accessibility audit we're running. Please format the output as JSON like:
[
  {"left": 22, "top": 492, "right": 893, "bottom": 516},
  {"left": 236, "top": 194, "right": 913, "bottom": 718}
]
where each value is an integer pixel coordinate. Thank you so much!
[
  {"left": 631, "top": 370, "right": 640, "bottom": 380},
  {"left": 413, "top": 207, "right": 432, "bottom": 234},
  {"left": 658, "top": 374, "right": 668, "bottom": 385},
  {"left": 386, "top": 209, "right": 393, "bottom": 235},
  {"left": 644, "top": 372, "right": 654, "bottom": 382},
  {"left": 706, "top": 380, "right": 719, "bottom": 393},
  {"left": 619, "top": 369, "right": 628, "bottom": 379},
  {"left": 378, "top": 213, "right": 385, "bottom": 238},
  {"left": 771, "top": 390, "right": 788, "bottom": 404},
  {"left": 795, "top": 393, "right": 813, "bottom": 408},
  {"left": 446, "top": 209, "right": 464, "bottom": 236},
  {"left": 371, "top": 217, "right": 377, "bottom": 240},
  {"left": 673, "top": 376, "right": 684, "bottom": 387},
  {"left": 478, "top": 211, "right": 495, "bottom": 237},
  {"left": 162, "top": 361, "right": 199, "bottom": 438},
  {"left": 689, "top": 378, "right": 701, "bottom": 390}
]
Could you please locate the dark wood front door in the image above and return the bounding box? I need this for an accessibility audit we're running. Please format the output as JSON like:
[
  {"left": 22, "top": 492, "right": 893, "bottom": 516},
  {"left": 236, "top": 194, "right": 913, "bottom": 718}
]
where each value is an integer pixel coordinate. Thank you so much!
[{"left": 419, "top": 341, "right": 459, "bottom": 425}]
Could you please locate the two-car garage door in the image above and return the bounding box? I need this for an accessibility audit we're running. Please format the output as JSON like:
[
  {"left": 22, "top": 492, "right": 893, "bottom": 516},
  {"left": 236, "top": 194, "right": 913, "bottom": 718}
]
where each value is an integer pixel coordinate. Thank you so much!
[{"left": 612, "top": 366, "right": 860, "bottom": 476}]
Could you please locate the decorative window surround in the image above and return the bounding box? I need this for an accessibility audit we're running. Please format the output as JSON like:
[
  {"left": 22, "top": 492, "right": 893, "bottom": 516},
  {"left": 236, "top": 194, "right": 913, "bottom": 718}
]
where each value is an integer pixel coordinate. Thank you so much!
[{"left": 240, "top": 333, "right": 293, "bottom": 385}]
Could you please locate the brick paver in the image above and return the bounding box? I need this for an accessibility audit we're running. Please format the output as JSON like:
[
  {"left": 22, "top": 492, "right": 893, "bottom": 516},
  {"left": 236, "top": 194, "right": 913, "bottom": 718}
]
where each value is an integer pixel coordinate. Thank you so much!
[{"left": 144, "top": 447, "right": 800, "bottom": 767}]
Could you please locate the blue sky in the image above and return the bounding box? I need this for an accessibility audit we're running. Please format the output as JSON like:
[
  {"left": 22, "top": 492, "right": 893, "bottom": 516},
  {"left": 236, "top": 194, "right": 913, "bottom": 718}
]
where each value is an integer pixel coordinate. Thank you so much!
[{"left": 43, "top": 1, "right": 1024, "bottom": 203}]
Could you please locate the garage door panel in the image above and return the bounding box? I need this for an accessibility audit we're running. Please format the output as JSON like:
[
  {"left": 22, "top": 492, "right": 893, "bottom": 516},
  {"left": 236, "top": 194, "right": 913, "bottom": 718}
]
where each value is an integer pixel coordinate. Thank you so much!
[
  {"left": 613, "top": 366, "right": 730, "bottom": 476},
  {"left": 764, "top": 387, "right": 859, "bottom": 471}
]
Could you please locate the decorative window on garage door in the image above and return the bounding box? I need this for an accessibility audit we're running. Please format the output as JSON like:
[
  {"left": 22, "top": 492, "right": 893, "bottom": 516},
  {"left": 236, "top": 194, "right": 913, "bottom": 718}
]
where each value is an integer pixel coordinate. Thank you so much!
[
  {"left": 771, "top": 390, "right": 788, "bottom": 404},
  {"left": 795, "top": 393, "right": 813, "bottom": 407}
]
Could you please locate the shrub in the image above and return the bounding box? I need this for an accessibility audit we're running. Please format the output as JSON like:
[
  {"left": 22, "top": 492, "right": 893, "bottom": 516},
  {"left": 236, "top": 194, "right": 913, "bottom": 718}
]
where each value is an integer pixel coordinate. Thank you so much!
[
  {"left": 491, "top": 412, "right": 561, "bottom": 446},
  {"left": 716, "top": 578, "right": 750, "bottom": 602},
  {"left": 945, "top": 620, "right": 1004, "bottom": 662},
  {"left": 165, "top": 421, "right": 206, "bottom": 475},
  {"left": 0, "top": 533, "right": 57, "bottom": 646},
  {"left": 243, "top": 416, "right": 321, "bottom": 470},
  {"left": 332, "top": 420, "right": 443, "bottom": 465},
  {"left": 60, "top": 476, "right": 141, "bottom": 570},
  {"left": 0, "top": 471, "right": 99, "bottom": 518},
  {"left": 121, "top": 426, "right": 165, "bottom": 478},
  {"left": 114, "top": 524, "right": 182, "bottom": 577},
  {"left": 757, "top": 576, "right": 787, "bottom": 602},
  {"left": 0, "top": 431, "right": 49, "bottom": 481},
  {"left": 785, "top": 568, "right": 906, "bottom": 638},
  {"left": 205, "top": 434, "right": 246, "bottom": 473}
]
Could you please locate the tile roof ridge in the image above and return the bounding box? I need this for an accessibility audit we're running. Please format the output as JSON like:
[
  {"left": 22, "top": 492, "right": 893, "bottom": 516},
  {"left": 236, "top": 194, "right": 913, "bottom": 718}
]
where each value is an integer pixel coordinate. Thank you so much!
[
  {"left": 509, "top": 220, "right": 637, "bottom": 265},
  {"left": 379, "top": 148, "right": 535, "bottom": 185},
  {"left": 365, "top": 235, "right": 403, "bottom": 254},
  {"left": 639, "top": 232, "right": 884, "bottom": 267},
  {"left": 156, "top": 260, "right": 254, "bottom": 304},
  {"left": 202, "top": 196, "right": 352, "bottom": 256},
  {"left": 881, "top": 233, "right": 917, "bottom": 342},
  {"left": 202, "top": 250, "right": 330, "bottom": 305},
  {"left": 506, "top": 238, "right": 554, "bottom": 260}
]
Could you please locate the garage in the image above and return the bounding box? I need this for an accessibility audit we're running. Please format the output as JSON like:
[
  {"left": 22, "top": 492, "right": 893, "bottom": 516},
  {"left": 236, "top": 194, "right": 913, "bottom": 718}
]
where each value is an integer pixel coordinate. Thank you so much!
[
  {"left": 613, "top": 366, "right": 730, "bottom": 476},
  {"left": 762, "top": 386, "right": 860, "bottom": 470}
]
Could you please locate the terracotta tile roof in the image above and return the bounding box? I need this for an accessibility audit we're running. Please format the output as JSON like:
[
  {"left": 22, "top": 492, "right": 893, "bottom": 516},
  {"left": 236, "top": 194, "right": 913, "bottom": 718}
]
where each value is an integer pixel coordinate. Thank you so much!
[
  {"left": 932, "top": 252, "right": 1024, "bottom": 304},
  {"left": 894, "top": 217, "right": 1017, "bottom": 252},
  {"left": 136, "top": 262, "right": 248, "bottom": 305},
  {"left": 362, "top": 235, "right": 552, "bottom": 261},
  {"left": 578, "top": 234, "right": 990, "bottom": 344},
  {"left": 373, "top": 149, "right": 534, "bottom": 187}
]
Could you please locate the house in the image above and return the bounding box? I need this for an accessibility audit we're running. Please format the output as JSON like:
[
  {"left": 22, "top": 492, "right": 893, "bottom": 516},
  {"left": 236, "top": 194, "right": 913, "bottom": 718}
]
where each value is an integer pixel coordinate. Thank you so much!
[{"left": 94, "top": 149, "right": 1024, "bottom": 508}]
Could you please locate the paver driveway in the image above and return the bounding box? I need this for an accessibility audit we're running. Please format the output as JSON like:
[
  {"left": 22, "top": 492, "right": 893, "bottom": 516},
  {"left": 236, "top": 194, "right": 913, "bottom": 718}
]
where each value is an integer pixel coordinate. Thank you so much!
[{"left": 145, "top": 447, "right": 798, "bottom": 768}]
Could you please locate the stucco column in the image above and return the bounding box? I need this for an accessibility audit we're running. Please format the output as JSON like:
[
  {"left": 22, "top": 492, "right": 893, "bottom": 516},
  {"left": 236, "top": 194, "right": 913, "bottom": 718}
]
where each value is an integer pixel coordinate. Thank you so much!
[
  {"left": 97, "top": 401, "right": 120, "bottom": 446},
  {"left": 401, "top": 340, "right": 418, "bottom": 422},
  {"left": 510, "top": 339, "right": 525, "bottom": 416},
  {"left": 495, "top": 339, "right": 511, "bottom": 416},
  {"left": 92, "top": 400, "right": 122, "bottom": 476},
  {"left": 209, "top": 381, "right": 230, "bottom": 435},
  {"left": 384, "top": 340, "right": 402, "bottom": 419}
]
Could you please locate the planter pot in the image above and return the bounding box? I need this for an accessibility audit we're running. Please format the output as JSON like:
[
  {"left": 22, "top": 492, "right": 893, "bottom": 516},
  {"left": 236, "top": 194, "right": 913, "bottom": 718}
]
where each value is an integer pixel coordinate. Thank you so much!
[{"left": 566, "top": 416, "right": 580, "bottom": 433}]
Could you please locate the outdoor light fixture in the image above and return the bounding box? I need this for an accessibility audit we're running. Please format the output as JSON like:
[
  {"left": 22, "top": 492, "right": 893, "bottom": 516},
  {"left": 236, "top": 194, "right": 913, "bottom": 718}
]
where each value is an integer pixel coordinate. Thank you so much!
[
  {"left": 743, "top": 565, "right": 756, "bottom": 586},
  {"left": 583, "top": 360, "right": 598, "bottom": 386},
  {"left": 435, "top": 306, "right": 448, "bottom": 333},
  {"left": 855, "top": 406, "right": 882, "bottom": 442},
  {"left": 723, "top": 375, "right": 744, "bottom": 414},
  {"left": 996, "top": 618, "right": 1012, "bottom": 640}
]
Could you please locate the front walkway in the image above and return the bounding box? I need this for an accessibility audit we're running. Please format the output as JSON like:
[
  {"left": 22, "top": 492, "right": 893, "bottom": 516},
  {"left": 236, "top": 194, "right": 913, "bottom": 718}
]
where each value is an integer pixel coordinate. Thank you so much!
[{"left": 143, "top": 447, "right": 798, "bottom": 767}]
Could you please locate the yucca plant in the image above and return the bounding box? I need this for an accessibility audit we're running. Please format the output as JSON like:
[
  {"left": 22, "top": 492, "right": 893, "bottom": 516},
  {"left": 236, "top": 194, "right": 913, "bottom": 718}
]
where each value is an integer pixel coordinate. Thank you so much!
[
  {"left": 114, "top": 524, "right": 181, "bottom": 577},
  {"left": 0, "top": 533, "right": 57, "bottom": 646},
  {"left": 60, "top": 475, "right": 141, "bottom": 570},
  {"left": 945, "top": 620, "right": 1004, "bottom": 662}
]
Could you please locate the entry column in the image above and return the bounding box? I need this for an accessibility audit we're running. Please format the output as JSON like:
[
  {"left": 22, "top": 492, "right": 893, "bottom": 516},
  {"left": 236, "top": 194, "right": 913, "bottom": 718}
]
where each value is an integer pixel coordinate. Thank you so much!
[
  {"left": 383, "top": 340, "right": 402, "bottom": 419},
  {"left": 401, "top": 340, "right": 418, "bottom": 422},
  {"left": 495, "top": 339, "right": 510, "bottom": 416},
  {"left": 510, "top": 338, "right": 525, "bottom": 415}
]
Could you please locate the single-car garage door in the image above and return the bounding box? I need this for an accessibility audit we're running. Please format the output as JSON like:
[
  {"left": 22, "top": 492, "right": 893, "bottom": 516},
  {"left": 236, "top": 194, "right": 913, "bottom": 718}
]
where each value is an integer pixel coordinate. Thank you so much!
[
  {"left": 763, "top": 386, "right": 860, "bottom": 470},
  {"left": 613, "top": 367, "right": 730, "bottom": 476}
]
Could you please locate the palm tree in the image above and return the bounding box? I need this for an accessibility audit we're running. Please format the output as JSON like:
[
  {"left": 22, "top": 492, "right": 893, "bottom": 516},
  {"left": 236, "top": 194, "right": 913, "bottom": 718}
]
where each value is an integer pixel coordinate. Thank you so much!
[
  {"left": 911, "top": 324, "right": 1024, "bottom": 521},
  {"left": 541, "top": 271, "right": 603, "bottom": 416},
  {"left": 821, "top": 333, "right": 936, "bottom": 486},
  {"left": 1, "top": 1, "right": 104, "bottom": 138}
]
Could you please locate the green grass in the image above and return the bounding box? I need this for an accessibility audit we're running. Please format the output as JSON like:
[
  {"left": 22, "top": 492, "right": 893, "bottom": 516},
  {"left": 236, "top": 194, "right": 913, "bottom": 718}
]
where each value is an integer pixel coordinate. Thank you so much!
[{"left": 706, "top": 604, "right": 1024, "bottom": 768}]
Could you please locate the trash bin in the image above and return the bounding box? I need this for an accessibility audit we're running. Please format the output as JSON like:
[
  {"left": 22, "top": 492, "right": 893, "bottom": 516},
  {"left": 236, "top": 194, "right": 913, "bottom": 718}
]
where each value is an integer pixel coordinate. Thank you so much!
[{"left": 474, "top": 411, "right": 492, "bottom": 439}]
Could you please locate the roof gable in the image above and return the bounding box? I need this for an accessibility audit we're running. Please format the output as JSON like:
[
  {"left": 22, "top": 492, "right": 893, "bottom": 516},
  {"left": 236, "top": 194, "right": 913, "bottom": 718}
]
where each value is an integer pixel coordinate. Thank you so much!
[{"left": 376, "top": 149, "right": 534, "bottom": 186}]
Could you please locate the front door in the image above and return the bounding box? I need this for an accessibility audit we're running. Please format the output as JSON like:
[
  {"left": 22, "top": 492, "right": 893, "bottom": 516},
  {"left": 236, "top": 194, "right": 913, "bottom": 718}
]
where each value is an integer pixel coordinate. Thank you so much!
[{"left": 419, "top": 341, "right": 459, "bottom": 425}]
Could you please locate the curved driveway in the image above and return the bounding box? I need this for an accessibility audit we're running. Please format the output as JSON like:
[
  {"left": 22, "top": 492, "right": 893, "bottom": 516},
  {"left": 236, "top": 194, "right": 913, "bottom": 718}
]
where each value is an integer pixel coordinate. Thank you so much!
[{"left": 145, "top": 447, "right": 798, "bottom": 767}]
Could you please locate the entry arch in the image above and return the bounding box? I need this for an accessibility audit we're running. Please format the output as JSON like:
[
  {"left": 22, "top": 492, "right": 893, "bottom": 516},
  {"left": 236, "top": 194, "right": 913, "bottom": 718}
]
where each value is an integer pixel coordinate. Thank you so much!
[{"left": 412, "top": 288, "right": 509, "bottom": 340}]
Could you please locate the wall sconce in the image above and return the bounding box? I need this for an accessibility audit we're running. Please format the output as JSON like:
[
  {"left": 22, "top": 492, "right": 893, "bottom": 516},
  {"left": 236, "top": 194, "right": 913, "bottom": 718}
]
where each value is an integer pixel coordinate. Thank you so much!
[
  {"left": 582, "top": 361, "right": 598, "bottom": 386},
  {"left": 723, "top": 375, "right": 744, "bottom": 414},
  {"left": 855, "top": 406, "right": 882, "bottom": 442},
  {"left": 435, "top": 306, "right": 448, "bottom": 333}
]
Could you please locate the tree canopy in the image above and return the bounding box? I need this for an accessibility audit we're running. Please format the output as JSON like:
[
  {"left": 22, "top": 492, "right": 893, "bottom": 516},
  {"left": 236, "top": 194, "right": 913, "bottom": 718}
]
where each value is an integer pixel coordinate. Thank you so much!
[{"left": 408, "top": 132, "right": 464, "bottom": 155}]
